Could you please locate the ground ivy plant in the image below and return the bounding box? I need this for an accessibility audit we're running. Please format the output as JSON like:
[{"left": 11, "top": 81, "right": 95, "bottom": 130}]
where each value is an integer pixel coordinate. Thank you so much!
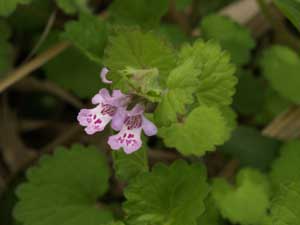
[{"left": 5, "top": 0, "right": 300, "bottom": 224}]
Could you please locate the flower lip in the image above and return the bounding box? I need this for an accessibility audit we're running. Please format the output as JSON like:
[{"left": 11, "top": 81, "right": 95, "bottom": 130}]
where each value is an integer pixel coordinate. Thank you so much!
[
  {"left": 78, "top": 88, "right": 129, "bottom": 135},
  {"left": 107, "top": 104, "right": 157, "bottom": 154}
]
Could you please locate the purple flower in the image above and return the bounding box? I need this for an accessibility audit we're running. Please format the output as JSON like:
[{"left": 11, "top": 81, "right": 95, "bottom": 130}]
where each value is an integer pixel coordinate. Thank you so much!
[
  {"left": 77, "top": 88, "right": 129, "bottom": 135},
  {"left": 100, "top": 67, "right": 112, "bottom": 84},
  {"left": 108, "top": 104, "right": 157, "bottom": 154}
]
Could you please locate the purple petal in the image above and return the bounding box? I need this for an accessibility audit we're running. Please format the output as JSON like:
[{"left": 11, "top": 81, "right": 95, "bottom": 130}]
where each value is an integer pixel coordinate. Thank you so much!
[
  {"left": 111, "top": 108, "right": 126, "bottom": 131},
  {"left": 77, "top": 105, "right": 113, "bottom": 135},
  {"left": 92, "top": 88, "right": 110, "bottom": 104},
  {"left": 129, "top": 104, "right": 144, "bottom": 116},
  {"left": 142, "top": 116, "right": 157, "bottom": 136},
  {"left": 100, "top": 67, "right": 112, "bottom": 84},
  {"left": 107, "top": 127, "right": 142, "bottom": 154}
]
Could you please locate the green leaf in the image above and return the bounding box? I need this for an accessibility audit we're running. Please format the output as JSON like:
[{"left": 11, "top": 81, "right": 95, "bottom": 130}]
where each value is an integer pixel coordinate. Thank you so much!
[
  {"left": 176, "top": 0, "right": 193, "bottom": 10},
  {"left": 159, "top": 106, "right": 231, "bottom": 156},
  {"left": 14, "top": 144, "right": 113, "bottom": 225},
  {"left": 8, "top": 0, "right": 52, "bottom": 32},
  {"left": 0, "top": 39, "right": 13, "bottom": 77},
  {"left": 112, "top": 142, "right": 148, "bottom": 182},
  {"left": 63, "top": 13, "right": 107, "bottom": 64},
  {"left": 274, "top": 0, "right": 300, "bottom": 31},
  {"left": 179, "top": 40, "right": 237, "bottom": 108},
  {"left": 55, "top": 0, "right": 90, "bottom": 14},
  {"left": 260, "top": 45, "right": 300, "bottom": 104},
  {"left": 271, "top": 141, "right": 300, "bottom": 189},
  {"left": 0, "top": 0, "right": 32, "bottom": 17},
  {"left": 212, "top": 168, "right": 271, "bottom": 225},
  {"left": 268, "top": 181, "right": 300, "bottom": 225},
  {"left": 103, "top": 29, "right": 176, "bottom": 85},
  {"left": 154, "top": 59, "right": 200, "bottom": 126},
  {"left": 43, "top": 47, "right": 104, "bottom": 98},
  {"left": 157, "top": 24, "right": 189, "bottom": 47},
  {"left": 109, "top": 0, "right": 169, "bottom": 28},
  {"left": 197, "top": 197, "right": 223, "bottom": 225},
  {"left": 201, "top": 14, "right": 255, "bottom": 65},
  {"left": 233, "top": 70, "right": 266, "bottom": 116},
  {"left": 124, "top": 160, "right": 209, "bottom": 225},
  {"left": 255, "top": 87, "right": 292, "bottom": 125},
  {"left": 221, "top": 126, "right": 280, "bottom": 171},
  {"left": 0, "top": 20, "right": 11, "bottom": 40}
]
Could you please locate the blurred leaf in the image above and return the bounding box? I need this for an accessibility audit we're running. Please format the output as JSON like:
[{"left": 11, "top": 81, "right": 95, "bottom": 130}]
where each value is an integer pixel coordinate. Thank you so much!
[
  {"left": 267, "top": 141, "right": 300, "bottom": 225},
  {"left": 124, "top": 160, "right": 209, "bottom": 225},
  {"left": 157, "top": 24, "right": 189, "bottom": 47},
  {"left": 8, "top": 0, "right": 52, "bottom": 32},
  {"left": 219, "top": 126, "right": 280, "bottom": 170},
  {"left": 0, "top": 20, "right": 12, "bottom": 39},
  {"left": 197, "top": 197, "right": 223, "bottom": 225},
  {"left": 197, "top": 0, "right": 237, "bottom": 16},
  {"left": 233, "top": 70, "right": 265, "bottom": 115},
  {"left": 159, "top": 106, "right": 231, "bottom": 156},
  {"left": 0, "top": 0, "right": 32, "bottom": 17},
  {"left": 260, "top": 45, "right": 300, "bottom": 104},
  {"left": 201, "top": 14, "right": 255, "bottom": 65},
  {"left": 14, "top": 144, "right": 113, "bottom": 225},
  {"left": 63, "top": 13, "right": 107, "bottom": 64},
  {"left": 271, "top": 141, "right": 300, "bottom": 189},
  {"left": 176, "top": 0, "right": 193, "bottom": 10},
  {"left": 221, "top": 126, "right": 280, "bottom": 171},
  {"left": 109, "top": 0, "right": 169, "bottom": 28},
  {"left": 0, "top": 39, "right": 13, "bottom": 77},
  {"left": 268, "top": 181, "right": 300, "bottom": 225},
  {"left": 55, "top": 0, "right": 90, "bottom": 14},
  {"left": 112, "top": 142, "right": 148, "bottom": 182},
  {"left": 212, "top": 168, "right": 271, "bottom": 225},
  {"left": 274, "top": 0, "right": 300, "bottom": 31},
  {"left": 179, "top": 40, "right": 237, "bottom": 108},
  {"left": 255, "top": 87, "right": 292, "bottom": 125},
  {"left": 0, "top": 179, "right": 22, "bottom": 225},
  {"left": 43, "top": 47, "right": 103, "bottom": 98}
]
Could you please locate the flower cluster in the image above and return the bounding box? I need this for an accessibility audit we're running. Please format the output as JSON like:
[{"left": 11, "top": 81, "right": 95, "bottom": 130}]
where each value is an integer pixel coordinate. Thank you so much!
[{"left": 77, "top": 68, "right": 157, "bottom": 154}]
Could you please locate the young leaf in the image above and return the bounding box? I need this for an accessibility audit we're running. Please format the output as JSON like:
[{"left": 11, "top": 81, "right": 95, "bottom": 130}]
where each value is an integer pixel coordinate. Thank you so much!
[
  {"left": 0, "top": 0, "right": 32, "bottom": 17},
  {"left": 159, "top": 106, "right": 231, "bottom": 156},
  {"left": 220, "top": 126, "right": 280, "bottom": 171},
  {"left": 55, "top": 0, "right": 90, "bottom": 14},
  {"left": 44, "top": 47, "right": 104, "bottom": 98},
  {"left": 212, "top": 168, "right": 271, "bottom": 225},
  {"left": 154, "top": 59, "right": 200, "bottom": 126},
  {"left": 260, "top": 45, "right": 300, "bottom": 104},
  {"left": 271, "top": 141, "right": 300, "bottom": 189},
  {"left": 103, "top": 29, "right": 176, "bottom": 85},
  {"left": 179, "top": 40, "right": 237, "bottom": 108},
  {"left": 201, "top": 14, "right": 255, "bottom": 66},
  {"left": 109, "top": 0, "right": 169, "bottom": 28},
  {"left": 124, "top": 160, "right": 209, "bottom": 225},
  {"left": 63, "top": 13, "right": 107, "bottom": 64},
  {"left": 274, "top": 0, "right": 300, "bottom": 31},
  {"left": 14, "top": 144, "right": 113, "bottom": 225},
  {"left": 112, "top": 143, "right": 148, "bottom": 182}
]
